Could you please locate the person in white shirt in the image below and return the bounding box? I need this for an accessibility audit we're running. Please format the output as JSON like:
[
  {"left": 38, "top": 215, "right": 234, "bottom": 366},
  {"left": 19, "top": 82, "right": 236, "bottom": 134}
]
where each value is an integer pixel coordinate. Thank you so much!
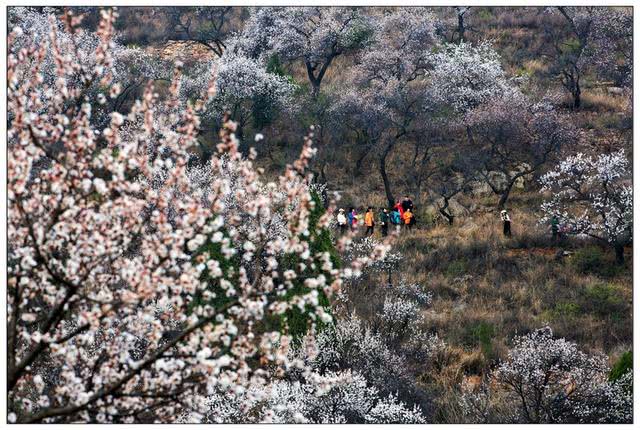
[
  {"left": 500, "top": 209, "right": 512, "bottom": 237},
  {"left": 337, "top": 208, "right": 347, "bottom": 235}
]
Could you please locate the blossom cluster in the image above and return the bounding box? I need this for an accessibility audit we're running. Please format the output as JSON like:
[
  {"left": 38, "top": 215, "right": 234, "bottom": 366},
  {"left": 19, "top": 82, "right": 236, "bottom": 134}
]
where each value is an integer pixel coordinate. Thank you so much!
[
  {"left": 7, "top": 9, "right": 391, "bottom": 423},
  {"left": 460, "top": 327, "right": 632, "bottom": 423},
  {"left": 539, "top": 150, "right": 632, "bottom": 247}
]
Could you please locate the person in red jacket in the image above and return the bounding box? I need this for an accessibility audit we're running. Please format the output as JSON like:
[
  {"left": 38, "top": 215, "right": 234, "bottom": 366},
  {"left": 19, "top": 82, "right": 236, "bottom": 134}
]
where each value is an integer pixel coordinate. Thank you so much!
[{"left": 394, "top": 199, "right": 404, "bottom": 220}]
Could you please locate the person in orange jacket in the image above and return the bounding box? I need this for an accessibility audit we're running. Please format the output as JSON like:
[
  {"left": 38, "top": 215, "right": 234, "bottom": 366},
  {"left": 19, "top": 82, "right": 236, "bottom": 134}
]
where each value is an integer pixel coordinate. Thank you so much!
[
  {"left": 364, "top": 207, "right": 375, "bottom": 236},
  {"left": 403, "top": 208, "right": 414, "bottom": 231}
]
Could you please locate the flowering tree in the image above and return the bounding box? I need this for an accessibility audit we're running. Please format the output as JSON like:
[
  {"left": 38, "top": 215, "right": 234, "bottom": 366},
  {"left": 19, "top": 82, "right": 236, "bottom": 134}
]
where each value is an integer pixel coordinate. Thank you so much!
[
  {"left": 239, "top": 7, "right": 374, "bottom": 98},
  {"left": 341, "top": 237, "right": 401, "bottom": 284},
  {"left": 426, "top": 41, "right": 536, "bottom": 208},
  {"left": 588, "top": 7, "right": 633, "bottom": 88},
  {"left": 330, "top": 268, "right": 442, "bottom": 406},
  {"left": 539, "top": 150, "right": 632, "bottom": 263},
  {"left": 541, "top": 6, "right": 633, "bottom": 108},
  {"left": 429, "top": 41, "right": 513, "bottom": 115},
  {"left": 339, "top": 8, "right": 441, "bottom": 207},
  {"left": 8, "top": 7, "right": 173, "bottom": 129},
  {"left": 177, "top": 282, "right": 438, "bottom": 424},
  {"left": 182, "top": 368, "right": 425, "bottom": 424},
  {"left": 180, "top": 49, "right": 295, "bottom": 141},
  {"left": 465, "top": 92, "right": 577, "bottom": 208},
  {"left": 460, "top": 327, "right": 632, "bottom": 423},
  {"left": 7, "top": 9, "right": 392, "bottom": 423}
]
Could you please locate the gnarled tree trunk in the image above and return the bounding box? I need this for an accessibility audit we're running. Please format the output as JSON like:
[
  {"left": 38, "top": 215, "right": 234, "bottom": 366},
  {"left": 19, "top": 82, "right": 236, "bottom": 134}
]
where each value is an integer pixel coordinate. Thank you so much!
[{"left": 380, "top": 139, "right": 396, "bottom": 208}]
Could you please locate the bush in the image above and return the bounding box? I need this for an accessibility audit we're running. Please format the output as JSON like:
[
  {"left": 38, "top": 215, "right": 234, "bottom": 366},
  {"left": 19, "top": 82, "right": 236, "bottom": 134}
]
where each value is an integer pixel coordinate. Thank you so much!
[
  {"left": 282, "top": 191, "right": 337, "bottom": 342},
  {"left": 417, "top": 209, "right": 438, "bottom": 228},
  {"left": 609, "top": 351, "right": 632, "bottom": 382},
  {"left": 571, "top": 246, "right": 606, "bottom": 275},
  {"left": 445, "top": 260, "right": 468, "bottom": 278},
  {"left": 464, "top": 321, "right": 495, "bottom": 358},
  {"left": 583, "top": 283, "right": 625, "bottom": 317},
  {"left": 550, "top": 302, "right": 580, "bottom": 319}
]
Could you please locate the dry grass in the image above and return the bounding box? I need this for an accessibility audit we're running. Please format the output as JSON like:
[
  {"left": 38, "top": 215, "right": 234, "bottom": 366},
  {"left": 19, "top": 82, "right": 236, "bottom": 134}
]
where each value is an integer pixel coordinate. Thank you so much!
[
  {"left": 573, "top": 89, "right": 628, "bottom": 113},
  {"left": 345, "top": 194, "right": 632, "bottom": 402}
]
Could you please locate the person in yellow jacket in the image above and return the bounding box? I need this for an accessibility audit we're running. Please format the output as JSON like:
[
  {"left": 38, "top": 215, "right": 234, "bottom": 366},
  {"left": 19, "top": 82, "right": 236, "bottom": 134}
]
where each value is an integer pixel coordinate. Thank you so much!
[
  {"left": 403, "top": 208, "right": 414, "bottom": 231},
  {"left": 364, "top": 207, "right": 375, "bottom": 236}
]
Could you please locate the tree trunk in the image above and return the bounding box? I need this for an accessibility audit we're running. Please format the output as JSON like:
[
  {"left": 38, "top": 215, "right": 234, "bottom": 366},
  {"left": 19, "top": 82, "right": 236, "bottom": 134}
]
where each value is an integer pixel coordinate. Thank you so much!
[
  {"left": 354, "top": 148, "right": 369, "bottom": 176},
  {"left": 497, "top": 180, "right": 515, "bottom": 209},
  {"left": 379, "top": 140, "right": 396, "bottom": 208},
  {"left": 573, "top": 81, "right": 581, "bottom": 109},
  {"left": 319, "top": 162, "right": 329, "bottom": 209},
  {"left": 466, "top": 126, "right": 475, "bottom": 145},
  {"left": 457, "top": 11, "right": 466, "bottom": 43},
  {"left": 614, "top": 244, "right": 625, "bottom": 265},
  {"left": 570, "top": 69, "right": 581, "bottom": 109},
  {"left": 439, "top": 197, "right": 454, "bottom": 225},
  {"left": 439, "top": 208, "right": 454, "bottom": 225},
  {"left": 311, "top": 81, "right": 321, "bottom": 99}
]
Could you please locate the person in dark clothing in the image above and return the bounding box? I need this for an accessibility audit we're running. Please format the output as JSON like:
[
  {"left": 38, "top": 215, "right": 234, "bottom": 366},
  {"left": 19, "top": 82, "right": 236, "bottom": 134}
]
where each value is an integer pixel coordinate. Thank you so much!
[
  {"left": 501, "top": 209, "right": 512, "bottom": 237},
  {"left": 401, "top": 195, "right": 414, "bottom": 213},
  {"left": 551, "top": 215, "right": 559, "bottom": 240},
  {"left": 379, "top": 208, "right": 389, "bottom": 237}
]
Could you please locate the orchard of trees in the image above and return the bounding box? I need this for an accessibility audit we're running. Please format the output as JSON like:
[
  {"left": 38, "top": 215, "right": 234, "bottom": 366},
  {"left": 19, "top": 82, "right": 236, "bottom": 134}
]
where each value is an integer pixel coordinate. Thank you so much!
[{"left": 6, "top": 6, "right": 633, "bottom": 424}]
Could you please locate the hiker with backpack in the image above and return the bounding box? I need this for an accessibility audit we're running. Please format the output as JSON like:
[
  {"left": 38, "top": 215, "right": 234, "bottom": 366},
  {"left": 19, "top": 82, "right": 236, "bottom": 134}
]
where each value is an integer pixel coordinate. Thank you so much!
[
  {"left": 394, "top": 199, "right": 404, "bottom": 220},
  {"left": 401, "top": 195, "right": 414, "bottom": 213}
]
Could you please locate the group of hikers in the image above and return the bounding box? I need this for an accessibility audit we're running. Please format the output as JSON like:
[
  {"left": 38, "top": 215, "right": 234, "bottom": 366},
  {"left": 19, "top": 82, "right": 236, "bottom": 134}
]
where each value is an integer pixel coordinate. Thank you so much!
[
  {"left": 336, "top": 197, "right": 564, "bottom": 240},
  {"left": 336, "top": 195, "right": 416, "bottom": 236}
]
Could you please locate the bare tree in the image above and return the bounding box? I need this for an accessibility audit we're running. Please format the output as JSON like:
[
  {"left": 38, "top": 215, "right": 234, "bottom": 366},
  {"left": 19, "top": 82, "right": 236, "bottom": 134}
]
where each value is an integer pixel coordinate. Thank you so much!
[
  {"left": 540, "top": 7, "right": 630, "bottom": 109},
  {"left": 466, "top": 93, "right": 576, "bottom": 208},
  {"left": 428, "top": 146, "right": 479, "bottom": 225},
  {"left": 163, "top": 6, "right": 237, "bottom": 57}
]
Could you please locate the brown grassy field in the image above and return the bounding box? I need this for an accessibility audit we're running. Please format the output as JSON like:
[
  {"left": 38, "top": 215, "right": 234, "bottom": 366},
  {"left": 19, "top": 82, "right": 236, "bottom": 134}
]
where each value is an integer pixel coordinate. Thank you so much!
[{"left": 337, "top": 189, "right": 632, "bottom": 421}]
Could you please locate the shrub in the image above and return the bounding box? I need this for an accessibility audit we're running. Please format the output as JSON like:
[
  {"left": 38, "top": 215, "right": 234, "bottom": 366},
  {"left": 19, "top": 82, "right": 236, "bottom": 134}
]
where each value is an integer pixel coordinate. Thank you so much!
[
  {"left": 609, "top": 351, "right": 632, "bottom": 383},
  {"left": 551, "top": 302, "right": 581, "bottom": 319},
  {"left": 583, "top": 283, "right": 625, "bottom": 317},
  {"left": 282, "top": 190, "right": 337, "bottom": 342},
  {"left": 464, "top": 321, "right": 495, "bottom": 357},
  {"left": 571, "top": 246, "right": 606, "bottom": 274},
  {"left": 445, "top": 260, "right": 469, "bottom": 278}
]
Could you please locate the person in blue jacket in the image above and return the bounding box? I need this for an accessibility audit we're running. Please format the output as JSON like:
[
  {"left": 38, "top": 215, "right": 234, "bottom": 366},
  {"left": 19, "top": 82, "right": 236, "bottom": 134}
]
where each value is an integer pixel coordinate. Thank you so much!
[{"left": 390, "top": 207, "right": 401, "bottom": 233}]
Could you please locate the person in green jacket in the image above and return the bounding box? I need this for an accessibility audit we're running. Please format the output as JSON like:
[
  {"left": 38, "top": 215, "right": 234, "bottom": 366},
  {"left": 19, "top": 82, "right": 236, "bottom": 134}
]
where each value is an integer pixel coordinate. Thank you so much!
[
  {"left": 551, "top": 215, "right": 559, "bottom": 240},
  {"left": 379, "top": 208, "right": 390, "bottom": 237}
]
